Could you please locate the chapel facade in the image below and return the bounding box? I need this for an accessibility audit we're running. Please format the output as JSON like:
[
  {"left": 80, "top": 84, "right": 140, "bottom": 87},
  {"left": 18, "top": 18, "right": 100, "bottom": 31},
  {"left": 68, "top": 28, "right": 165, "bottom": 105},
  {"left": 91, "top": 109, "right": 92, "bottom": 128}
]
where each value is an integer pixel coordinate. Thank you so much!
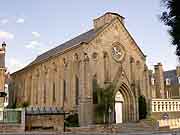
[{"left": 11, "top": 12, "right": 152, "bottom": 126}]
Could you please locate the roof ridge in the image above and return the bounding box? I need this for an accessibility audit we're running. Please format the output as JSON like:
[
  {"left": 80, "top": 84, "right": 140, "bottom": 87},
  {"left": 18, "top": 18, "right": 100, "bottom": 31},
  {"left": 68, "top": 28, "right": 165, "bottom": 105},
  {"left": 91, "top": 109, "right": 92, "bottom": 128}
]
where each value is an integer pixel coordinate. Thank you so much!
[{"left": 11, "top": 28, "right": 96, "bottom": 74}]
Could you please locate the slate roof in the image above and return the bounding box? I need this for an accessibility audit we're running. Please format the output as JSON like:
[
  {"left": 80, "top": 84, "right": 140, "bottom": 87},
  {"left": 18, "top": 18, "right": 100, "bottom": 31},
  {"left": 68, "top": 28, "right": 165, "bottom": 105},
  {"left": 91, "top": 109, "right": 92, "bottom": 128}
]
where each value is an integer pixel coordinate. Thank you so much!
[
  {"left": 29, "top": 29, "right": 96, "bottom": 66},
  {"left": 164, "top": 70, "right": 178, "bottom": 85},
  {"left": 12, "top": 13, "right": 146, "bottom": 74}
]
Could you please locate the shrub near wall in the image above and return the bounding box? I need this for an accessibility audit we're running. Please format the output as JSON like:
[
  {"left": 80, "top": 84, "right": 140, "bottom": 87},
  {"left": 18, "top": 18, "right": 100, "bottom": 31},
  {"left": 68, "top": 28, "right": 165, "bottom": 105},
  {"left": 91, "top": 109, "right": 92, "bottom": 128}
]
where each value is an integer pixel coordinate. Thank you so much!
[{"left": 139, "top": 96, "right": 147, "bottom": 119}]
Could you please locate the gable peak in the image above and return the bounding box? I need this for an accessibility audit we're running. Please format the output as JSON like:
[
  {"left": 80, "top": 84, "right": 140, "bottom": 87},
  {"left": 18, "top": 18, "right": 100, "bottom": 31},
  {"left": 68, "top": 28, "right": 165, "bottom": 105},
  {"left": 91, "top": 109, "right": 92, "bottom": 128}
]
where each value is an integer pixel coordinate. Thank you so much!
[{"left": 93, "top": 12, "right": 125, "bottom": 30}]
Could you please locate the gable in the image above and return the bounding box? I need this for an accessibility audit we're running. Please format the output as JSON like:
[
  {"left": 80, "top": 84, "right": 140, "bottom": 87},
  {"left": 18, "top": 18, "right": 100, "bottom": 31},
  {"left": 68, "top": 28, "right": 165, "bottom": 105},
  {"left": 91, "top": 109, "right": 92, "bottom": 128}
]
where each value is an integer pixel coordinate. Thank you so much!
[{"left": 89, "top": 17, "right": 146, "bottom": 61}]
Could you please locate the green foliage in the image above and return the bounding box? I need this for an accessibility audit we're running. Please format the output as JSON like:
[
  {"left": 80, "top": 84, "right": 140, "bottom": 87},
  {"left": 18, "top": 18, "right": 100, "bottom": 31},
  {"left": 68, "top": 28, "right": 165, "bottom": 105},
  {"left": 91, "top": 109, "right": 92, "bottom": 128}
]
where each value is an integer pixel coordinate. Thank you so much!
[
  {"left": 161, "top": 0, "right": 180, "bottom": 57},
  {"left": 65, "top": 113, "right": 79, "bottom": 127},
  {"left": 11, "top": 99, "right": 17, "bottom": 109},
  {"left": 138, "top": 96, "right": 147, "bottom": 119},
  {"left": 21, "top": 101, "right": 30, "bottom": 108},
  {"left": 94, "top": 83, "right": 115, "bottom": 124}
]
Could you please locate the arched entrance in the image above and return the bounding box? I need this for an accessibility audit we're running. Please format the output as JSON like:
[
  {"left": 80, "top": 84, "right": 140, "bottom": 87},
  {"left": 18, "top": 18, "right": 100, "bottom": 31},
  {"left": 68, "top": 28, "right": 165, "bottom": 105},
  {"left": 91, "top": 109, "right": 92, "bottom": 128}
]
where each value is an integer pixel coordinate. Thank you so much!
[
  {"left": 115, "top": 91, "right": 124, "bottom": 123},
  {"left": 114, "top": 83, "right": 137, "bottom": 123}
]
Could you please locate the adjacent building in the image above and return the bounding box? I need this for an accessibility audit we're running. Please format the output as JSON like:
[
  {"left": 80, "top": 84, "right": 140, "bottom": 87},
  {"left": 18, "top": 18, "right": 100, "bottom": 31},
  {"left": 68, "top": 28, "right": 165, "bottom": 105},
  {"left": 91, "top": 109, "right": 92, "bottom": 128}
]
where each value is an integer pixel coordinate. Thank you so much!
[{"left": 150, "top": 63, "right": 180, "bottom": 99}]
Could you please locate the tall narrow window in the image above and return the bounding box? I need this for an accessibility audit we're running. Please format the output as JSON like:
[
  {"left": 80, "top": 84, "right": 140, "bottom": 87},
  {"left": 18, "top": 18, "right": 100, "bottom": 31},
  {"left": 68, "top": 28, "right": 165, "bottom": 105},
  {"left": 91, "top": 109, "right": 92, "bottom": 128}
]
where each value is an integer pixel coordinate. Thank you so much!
[
  {"left": 166, "top": 78, "right": 171, "bottom": 86},
  {"left": 92, "top": 75, "right": 98, "bottom": 104},
  {"left": 53, "top": 82, "right": 56, "bottom": 103},
  {"left": 75, "top": 76, "right": 79, "bottom": 105},
  {"left": 130, "top": 57, "right": 135, "bottom": 83},
  {"left": 63, "top": 80, "right": 66, "bottom": 101},
  {"left": 35, "top": 77, "right": 38, "bottom": 105},
  {"left": 151, "top": 77, "right": 155, "bottom": 85},
  {"left": 44, "top": 83, "right": 46, "bottom": 104},
  {"left": 104, "top": 52, "right": 110, "bottom": 82}
]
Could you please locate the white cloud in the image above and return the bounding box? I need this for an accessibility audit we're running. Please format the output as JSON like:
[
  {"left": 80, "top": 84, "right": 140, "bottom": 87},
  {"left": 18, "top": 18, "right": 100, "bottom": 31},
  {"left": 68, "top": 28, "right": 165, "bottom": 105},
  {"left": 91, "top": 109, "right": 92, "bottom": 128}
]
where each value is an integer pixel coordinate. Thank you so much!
[
  {"left": 25, "top": 40, "right": 43, "bottom": 49},
  {"left": 1, "top": 19, "right": 8, "bottom": 24},
  {"left": 32, "top": 32, "right": 40, "bottom": 38},
  {"left": 25, "top": 40, "right": 52, "bottom": 54},
  {"left": 0, "top": 30, "right": 14, "bottom": 40},
  {"left": 7, "top": 58, "right": 26, "bottom": 73},
  {"left": 16, "top": 18, "right": 25, "bottom": 23}
]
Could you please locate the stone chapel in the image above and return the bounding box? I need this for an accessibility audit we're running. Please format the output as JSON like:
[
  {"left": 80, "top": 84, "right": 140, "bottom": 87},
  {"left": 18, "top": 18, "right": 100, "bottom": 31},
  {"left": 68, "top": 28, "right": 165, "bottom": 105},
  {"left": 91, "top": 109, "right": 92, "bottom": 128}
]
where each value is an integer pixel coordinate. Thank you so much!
[{"left": 11, "top": 12, "right": 152, "bottom": 126}]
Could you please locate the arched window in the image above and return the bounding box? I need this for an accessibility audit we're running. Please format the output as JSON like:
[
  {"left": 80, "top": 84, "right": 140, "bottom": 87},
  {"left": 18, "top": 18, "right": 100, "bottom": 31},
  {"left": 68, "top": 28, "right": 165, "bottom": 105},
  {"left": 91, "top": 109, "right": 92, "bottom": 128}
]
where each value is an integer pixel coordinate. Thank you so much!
[
  {"left": 104, "top": 52, "right": 110, "bottom": 82},
  {"left": 63, "top": 80, "right": 66, "bottom": 101},
  {"left": 130, "top": 57, "right": 135, "bottom": 82},
  {"left": 74, "top": 53, "right": 79, "bottom": 61},
  {"left": 84, "top": 53, "right": 89, "bottom": 95},
  {"left": 92, "top": 52, "right": 98, "bottom": 60},
  {"left": 165, "top": 78, "right": 171, "bottom": 86},
  {"left": 178, "top": 76, "right": 180, "bottom": 84},
  {"left": 92, "top": 75, "right": 98, "bottom": 104},
  {"left": 75, "top": 76, "right": 79, "bottom": 105},
  {"left": 44, "top": 83, "right": 46, "bottom": 104},
  {"left": 28, "top": 75, "right": 32, "bottom": 103},
  {"left": 53, "top": 62, "right": 57, "bottom": 72},
  {"left": 63, "top": 58, "right": 68, "bottom": 68},
  {"left": 151, "top": 77, "right": 155, "bottom": 85},
  {"left": 35, "top": 70, "right": 39, "bottom": 105},
  {"left": 52, "top": 82, "right": 56, "bottom": 103}
]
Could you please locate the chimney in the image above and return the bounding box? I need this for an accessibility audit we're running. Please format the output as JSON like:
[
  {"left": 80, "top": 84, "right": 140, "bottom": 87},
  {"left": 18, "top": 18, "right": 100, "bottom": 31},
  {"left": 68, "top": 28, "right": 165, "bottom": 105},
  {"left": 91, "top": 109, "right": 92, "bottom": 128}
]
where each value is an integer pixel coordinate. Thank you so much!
[
  {"left": 93, "top": 12, "right": 125, "bottom": 30},
  {"left": 176, "top": 66, "right": 180, "bottom": 77},
  {"left": 154, "top": 62, "right": 165, "bottom": 98},
  {"left": 2, "top": 41, "right": 6, "bottom": 51},
  {"left": 0, "top": 42, "right": 6, "bottom": 68}
]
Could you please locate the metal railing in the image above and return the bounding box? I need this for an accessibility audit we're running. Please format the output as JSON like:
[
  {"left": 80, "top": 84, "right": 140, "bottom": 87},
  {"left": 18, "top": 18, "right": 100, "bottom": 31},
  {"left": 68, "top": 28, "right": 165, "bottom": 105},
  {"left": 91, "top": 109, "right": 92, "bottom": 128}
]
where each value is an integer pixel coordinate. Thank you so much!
[{"left": 0, "top": 108, "right": 22, "bottom": 123}]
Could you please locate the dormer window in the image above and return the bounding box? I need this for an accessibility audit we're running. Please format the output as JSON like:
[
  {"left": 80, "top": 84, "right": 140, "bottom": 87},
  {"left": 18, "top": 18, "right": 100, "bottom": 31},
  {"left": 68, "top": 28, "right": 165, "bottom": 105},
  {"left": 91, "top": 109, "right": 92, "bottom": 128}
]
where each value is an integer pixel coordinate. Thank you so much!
[
  {"left": 166, "top": 78, "right": 171, "bottom": 86},
  {"left": 151, "top": 77, "right": 155, "bottom": 85},
  {"left": 178, "top": 77, "right": 180, "bottom": 84}
]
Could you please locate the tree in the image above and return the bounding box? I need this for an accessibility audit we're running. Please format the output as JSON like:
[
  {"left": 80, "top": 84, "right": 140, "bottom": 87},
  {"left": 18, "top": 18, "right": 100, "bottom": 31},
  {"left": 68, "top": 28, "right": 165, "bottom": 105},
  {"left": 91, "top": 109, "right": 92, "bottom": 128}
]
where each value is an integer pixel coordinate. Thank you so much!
[
  {"left": 161, "top": 0, "right": 180, "bottom": 57},
  {"left": 94, "top": 83, "right": 115, "bottom": 124},
  {"left": 138, "top": 96, "right": 147, "bottom": 119}
]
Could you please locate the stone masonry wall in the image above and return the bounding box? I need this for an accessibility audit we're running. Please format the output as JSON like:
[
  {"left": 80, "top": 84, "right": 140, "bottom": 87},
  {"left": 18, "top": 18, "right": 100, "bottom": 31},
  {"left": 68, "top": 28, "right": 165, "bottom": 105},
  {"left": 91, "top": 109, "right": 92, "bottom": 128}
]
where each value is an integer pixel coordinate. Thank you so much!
[{"left": 25, "top": 115, "right": 64, "bottom": 131}]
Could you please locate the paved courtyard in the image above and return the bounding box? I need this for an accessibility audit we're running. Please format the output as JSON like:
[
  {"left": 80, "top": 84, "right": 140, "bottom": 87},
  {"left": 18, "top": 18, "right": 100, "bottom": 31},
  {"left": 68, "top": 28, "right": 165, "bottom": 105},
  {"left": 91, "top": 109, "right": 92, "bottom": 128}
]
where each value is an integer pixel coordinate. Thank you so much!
[{"left": 0, "top": 131, "right": 179, "bottom": 135}]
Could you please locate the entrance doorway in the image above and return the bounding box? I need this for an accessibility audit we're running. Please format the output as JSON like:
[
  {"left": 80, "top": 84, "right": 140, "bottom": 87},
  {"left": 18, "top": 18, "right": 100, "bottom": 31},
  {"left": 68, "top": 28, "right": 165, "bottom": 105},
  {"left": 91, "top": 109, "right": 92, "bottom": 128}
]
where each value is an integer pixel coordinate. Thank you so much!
[{"left": 115, "top": 91, "right": 124, "bottom": 124}]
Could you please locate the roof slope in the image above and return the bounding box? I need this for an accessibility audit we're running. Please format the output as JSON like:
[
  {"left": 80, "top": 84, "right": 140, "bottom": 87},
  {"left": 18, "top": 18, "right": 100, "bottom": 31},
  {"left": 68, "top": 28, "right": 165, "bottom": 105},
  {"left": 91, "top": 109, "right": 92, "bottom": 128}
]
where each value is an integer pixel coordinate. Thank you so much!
[
  {"left": 12, "top": 14, "right": 146, "bottom": 74},
  {"left": 29, "top": 29, "right": 96, "bottom": 66}
]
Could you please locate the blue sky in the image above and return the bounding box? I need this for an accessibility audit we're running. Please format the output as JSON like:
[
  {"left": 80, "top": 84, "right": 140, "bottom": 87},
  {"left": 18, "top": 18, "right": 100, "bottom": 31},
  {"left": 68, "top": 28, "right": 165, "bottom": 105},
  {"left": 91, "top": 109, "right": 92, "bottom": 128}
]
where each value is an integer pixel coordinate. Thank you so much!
[{"left": 0, "top": 0, "right": 178, "bottom": 73}]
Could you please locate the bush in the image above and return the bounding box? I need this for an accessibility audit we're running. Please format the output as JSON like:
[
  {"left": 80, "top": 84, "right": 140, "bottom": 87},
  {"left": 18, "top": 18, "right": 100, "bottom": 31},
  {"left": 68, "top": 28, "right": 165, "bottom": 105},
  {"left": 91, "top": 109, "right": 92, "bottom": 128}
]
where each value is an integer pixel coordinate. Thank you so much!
[
  {"left": 21, "top": 101, "right": 30, "bottom": 108},
  {"left": 65, "top": 113, "right": 79, "bottom": 127},
  {"left": 138, "top": 96, "right": 147, "bottom": 119}
]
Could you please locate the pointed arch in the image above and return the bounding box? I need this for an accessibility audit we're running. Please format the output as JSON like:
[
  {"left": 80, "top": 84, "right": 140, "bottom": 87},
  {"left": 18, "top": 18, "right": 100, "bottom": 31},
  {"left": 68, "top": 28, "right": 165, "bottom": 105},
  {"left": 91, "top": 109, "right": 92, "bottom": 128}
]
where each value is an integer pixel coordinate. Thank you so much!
[{"left": 114, "top": 82, "right": 137, "bottom": 122}]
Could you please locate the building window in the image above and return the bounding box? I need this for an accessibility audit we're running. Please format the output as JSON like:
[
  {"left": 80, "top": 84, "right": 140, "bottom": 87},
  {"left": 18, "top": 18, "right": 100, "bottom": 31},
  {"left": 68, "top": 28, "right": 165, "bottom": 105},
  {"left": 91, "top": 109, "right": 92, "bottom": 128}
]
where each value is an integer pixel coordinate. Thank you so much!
[
  {"left": 104, "top": 52, "right": 110, "bottom": 82},
  {"left": 178, "top": 77, "right": 180, "bottom": 84},
  {"left": 165, "top": 78, "right": 171, "bottom": 86},
  {"left": 44, "top": 83, "right": 46, "bottom": 104},
  {"left": 63, "top": 80, "right": 66, "bottom": 101},
  {"left": 151, "top": 77, "right": 155, "bottom": 85},
  {"left": 92, "top": 75, "right": 98, "bottom": 104},
  {"left": 75, "top": 76, "right": 79, "bottom": 105},
  {"left": 53, "top": 82, "right": 56, "bottom": 103}
]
